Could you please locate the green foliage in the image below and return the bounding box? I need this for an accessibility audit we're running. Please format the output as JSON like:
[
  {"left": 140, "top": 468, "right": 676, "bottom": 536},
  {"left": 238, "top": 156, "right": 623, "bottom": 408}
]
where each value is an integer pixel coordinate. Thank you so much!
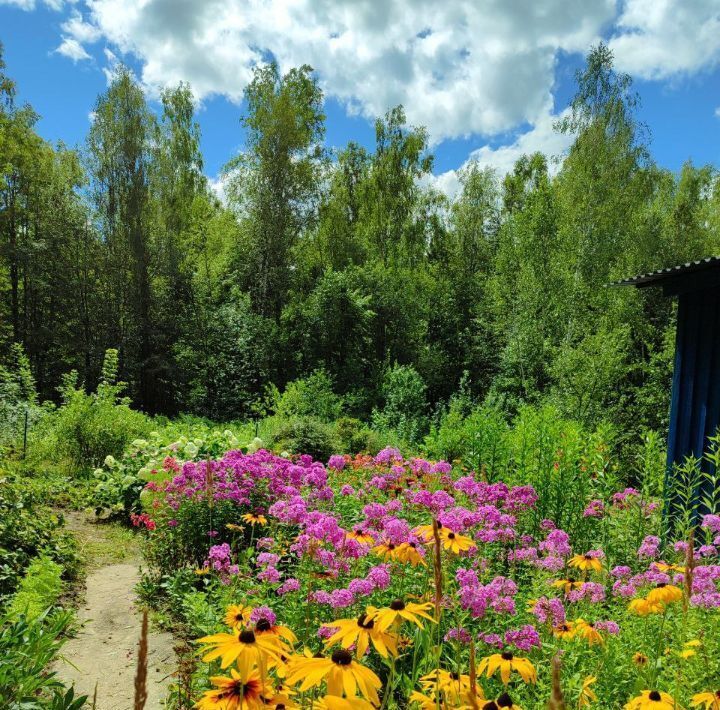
[
  {"left": 0, "top": 610, "right": 86, "bottom": 709},
  {"left": 334, "top": 417, "right": 380, "bottom": 455},
  {"left": 425, "top": 396, "right": 509, "bottom": 474},
  {"left": 267, "top": 417, "right": 339, "bottom": 461},
  {"left": 0, "top": 475, "right": 77, "bottom": 599},
  {"left": 272, "top": 369, "right": 344, "bottom": 422},
  {"left": 174, "top": 292, "right": 276, "bottom": 420},
  {"left": 8, "top": 556, "right": 63, "bottom": 620},
  {"left": 372, "top": 364, "right": 428, "bottom": 444},
  {"left": 32, "top": 349, "right": 150, "bottom": 473}
]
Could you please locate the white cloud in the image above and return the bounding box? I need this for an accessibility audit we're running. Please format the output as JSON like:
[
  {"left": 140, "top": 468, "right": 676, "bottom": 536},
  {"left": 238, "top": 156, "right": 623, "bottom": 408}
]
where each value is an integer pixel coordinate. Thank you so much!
[
  {"left": 62, "top": 0, "right": 616, "bottom": 144},
  {"left": 0, "top": 0, "right": 63, "bottom": 9},
  {"left": 61, "top": 8, "right": 102, "bottom": 43},
  {"left": 429, "top": 107, "right": 573, "bottom": 198},
  {"left": 716, "top": 107, "right": 720, "bottom": 119},
  {"left": 55, "top": 37, "right": 91, "bottom": 62},
  {"left": 610, "top": 0, "right": 720, "bottom": 79}
]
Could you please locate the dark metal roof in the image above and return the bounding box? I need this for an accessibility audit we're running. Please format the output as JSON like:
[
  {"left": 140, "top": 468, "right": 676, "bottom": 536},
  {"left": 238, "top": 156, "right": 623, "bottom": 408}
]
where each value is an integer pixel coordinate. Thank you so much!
[{"left": 610, "top": 256, "right": 720, "bottom": 289}]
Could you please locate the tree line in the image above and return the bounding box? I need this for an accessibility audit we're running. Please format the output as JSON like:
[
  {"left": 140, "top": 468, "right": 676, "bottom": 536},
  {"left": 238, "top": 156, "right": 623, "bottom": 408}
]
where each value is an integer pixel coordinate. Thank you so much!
[{"left": 1, "top": 42, "right": 719, "bottom": 441}]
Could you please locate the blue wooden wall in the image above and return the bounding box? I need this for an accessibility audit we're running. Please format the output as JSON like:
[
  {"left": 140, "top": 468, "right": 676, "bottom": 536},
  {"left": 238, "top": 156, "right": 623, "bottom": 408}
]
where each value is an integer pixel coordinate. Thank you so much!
[{"left": 665, "top": 285, "right": 720, "bottom": 520}]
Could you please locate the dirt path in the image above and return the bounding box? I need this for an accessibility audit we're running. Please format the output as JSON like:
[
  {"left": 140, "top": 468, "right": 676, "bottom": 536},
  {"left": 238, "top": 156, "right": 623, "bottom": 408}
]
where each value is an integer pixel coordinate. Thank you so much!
[{"left": 55, "top": 512, "right": 176, "bottom": 709}]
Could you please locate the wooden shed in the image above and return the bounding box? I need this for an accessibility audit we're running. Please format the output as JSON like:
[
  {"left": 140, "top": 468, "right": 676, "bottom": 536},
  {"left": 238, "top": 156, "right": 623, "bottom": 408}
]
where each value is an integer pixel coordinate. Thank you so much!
[{"left": 614, "top": 256, "right": 720, "bottom": 520}]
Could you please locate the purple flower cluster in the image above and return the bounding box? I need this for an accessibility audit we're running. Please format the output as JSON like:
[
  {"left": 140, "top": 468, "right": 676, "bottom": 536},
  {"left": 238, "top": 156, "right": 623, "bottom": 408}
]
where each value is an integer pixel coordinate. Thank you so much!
[
  {"left": 203, "top": 543, "right": 239, "bottom": 585},
  {"left": 456, "top": 569, "right": 517, "bottom": 618}
]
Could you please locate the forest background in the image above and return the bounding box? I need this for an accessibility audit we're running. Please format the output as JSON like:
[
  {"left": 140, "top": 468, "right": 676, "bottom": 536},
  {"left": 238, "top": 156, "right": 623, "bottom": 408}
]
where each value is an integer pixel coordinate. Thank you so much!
[{"left": 2, "top": 42, "right": 716, "bottom": 461}]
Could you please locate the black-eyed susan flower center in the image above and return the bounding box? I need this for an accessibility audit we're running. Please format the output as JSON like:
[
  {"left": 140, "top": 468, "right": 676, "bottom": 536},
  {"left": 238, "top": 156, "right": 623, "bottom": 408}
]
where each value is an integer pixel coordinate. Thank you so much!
[
  {"left": 450, "top": 672, "right": 460, "bottom": 680},
  {"left": 584, "top": 554, "right": 592, "bottom": 560},
  {"left": 656, "top": 582, "right": 666, "bottom": 588},
  {"left": 255, "top": 619, "right": 272, "bottom": 632},
  {"left": 448, "top": 532, "right": 456, "bottom": 539},
  {"left": 239, "top": 629, "right": 256, "bottom": 644},
  {"left": 357, "top": 613, "right": 375, "bottom": 629},
  {"left": 497, "top": 693, "right": 515, "bottom": 708},
  {"left": 649, "top": 691, "right": 662, "bottom": 701},
  {"left": 482, "top": 703, "right": 499, "bottom": 710},
  {"left": 390, "top": 599, "right": 406, "bottom": 611},
  {"left": 331, "top": 649, "right": 353, "bottom": 666},
  {"left": 501, "top": 651, "right": 514, "bottom": 661}
]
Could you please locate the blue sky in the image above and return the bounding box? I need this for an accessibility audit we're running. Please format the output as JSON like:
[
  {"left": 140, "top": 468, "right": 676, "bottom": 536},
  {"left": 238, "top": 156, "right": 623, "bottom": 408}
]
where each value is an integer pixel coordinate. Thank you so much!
[{"left": 2, "top": 0, "right": 719, "bottom": 192}]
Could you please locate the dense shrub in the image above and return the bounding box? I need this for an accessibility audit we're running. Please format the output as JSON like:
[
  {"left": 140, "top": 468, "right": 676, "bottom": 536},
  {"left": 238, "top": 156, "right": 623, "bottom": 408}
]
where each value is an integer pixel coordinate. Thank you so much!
[
  {"left": 334, "top": 416, "right": 380, "bottom": 454},
  {"left": 271, "top": 369, "right": 344, "bottom": 422},
  {"left": 31, "top": 350, "right": 149, "bottom": 473},
  {"left": 372, "top": 363, "right": 428, "bottom": 443},
  {"left": 267, "top": 416, "right": 339, "bottom": 461},
  {"left": 425, "top": 396, "right": 509, "bottom": 471},
  {"left": 0, "top": 477, "right": 77, "bottom": 600}
]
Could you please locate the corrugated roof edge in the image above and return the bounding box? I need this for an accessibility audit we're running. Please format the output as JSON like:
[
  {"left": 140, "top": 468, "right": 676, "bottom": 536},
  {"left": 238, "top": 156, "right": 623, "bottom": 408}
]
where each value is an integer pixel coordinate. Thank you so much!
[{"left": 608, "top": 256, "right": 720, "bottom": 288}]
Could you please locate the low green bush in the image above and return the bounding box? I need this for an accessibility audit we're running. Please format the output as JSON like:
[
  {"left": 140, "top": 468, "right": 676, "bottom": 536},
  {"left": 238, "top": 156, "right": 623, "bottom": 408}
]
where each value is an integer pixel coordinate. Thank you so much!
[
  {"left": 267, "top": 416, "right": 339, "bottom": 461},
  {"left": 0, "top": 476, "right": 77, "bottom": 600},
  {"left": 30, "top": 349, "right": 150, "bottom": 474},
  {"left": 8, "top": 556, "right": 63, "bottom": 620},
  {"left": 271, "top": 369, "right": 344, "bottom": 422},
  {"left": 334, "top": 416, "right": 380, "bottom": 454}
]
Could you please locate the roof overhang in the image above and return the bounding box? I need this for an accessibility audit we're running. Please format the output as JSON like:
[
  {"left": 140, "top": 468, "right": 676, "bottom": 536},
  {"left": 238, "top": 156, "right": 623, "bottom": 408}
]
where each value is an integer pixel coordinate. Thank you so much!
[{"left": 609, "top": 256, "right": 720, "bottom": 296}]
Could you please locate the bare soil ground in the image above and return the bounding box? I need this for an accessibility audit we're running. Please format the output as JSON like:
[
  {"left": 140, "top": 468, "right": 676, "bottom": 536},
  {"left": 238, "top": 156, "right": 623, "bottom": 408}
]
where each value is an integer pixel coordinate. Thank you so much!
[{"left": 54, "top": 512, "right": 176, "bottom": 709}]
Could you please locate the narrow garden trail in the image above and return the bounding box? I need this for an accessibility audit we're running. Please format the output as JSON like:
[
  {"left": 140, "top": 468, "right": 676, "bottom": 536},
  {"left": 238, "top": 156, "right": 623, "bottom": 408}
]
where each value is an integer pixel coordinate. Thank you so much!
[{"left": 55, "top": 511, "right": 176, "bottom": 709}]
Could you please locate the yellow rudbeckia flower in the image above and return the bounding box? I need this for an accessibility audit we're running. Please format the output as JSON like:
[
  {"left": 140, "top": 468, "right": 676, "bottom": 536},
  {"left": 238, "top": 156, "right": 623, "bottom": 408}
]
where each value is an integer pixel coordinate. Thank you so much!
[
  {"left": 440, "top": 530, "right": 476, "bottom": 554},
  {"left": 628, "top": 597, "right": 666, "bottom": 616},
  {"left": 573, "top": 619, "right": 604, "bottom": 646},
  {"left": 578, "top": 676, "right": 597, "bottom": 707},
  {"left": 195, "top": 667, "right": 272, "bottom": 710},
  {"left": 691, "top": 691, "right": 720, "bottom": 709},
  {"left": 569, "top": 554, "right": 603, "bottom": 573},
  {"left": 224, "top": 604, "right": 254, "bottom": 630},
  {"left": 285, "top": 649, "right": 382, "bottom": 705},
  {"left": 477, "top": 651, "right": 537, "bottom": 685},
  {"left": 323, "top": 609, "right": 399, "bottom": 658},
  {"left": 370, "top": 599, "right": 435, "bottom": 632},
  {"left": 646, "top": 583, "right": 683, "bottom": 605},
  {"left": 624, "top": 690, "right": 678, "bottom": 709},
  {"left": 418, "top": 669, "right": 485, "bottom": 705},
  {"left": 196, "top": 628, "right": 283, "bottom": 676}
]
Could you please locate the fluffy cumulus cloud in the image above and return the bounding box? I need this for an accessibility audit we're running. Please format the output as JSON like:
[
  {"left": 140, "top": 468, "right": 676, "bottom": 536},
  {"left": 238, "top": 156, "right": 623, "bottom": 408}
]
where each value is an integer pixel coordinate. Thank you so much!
[
  {"left": 609, "top": 0, "right": 720, "bottom": 79},
  {"left": 55, "top": 37, "right": 92, "bottom": 62},
  {"left": 428, "top": 107, "right": 574, "bottom": 198},
  {"left": 9, "top": 0, "right": 720, "bottom": 185},
  {"left": 55, "top": 0, "right": 617, "bottom": 144}
]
